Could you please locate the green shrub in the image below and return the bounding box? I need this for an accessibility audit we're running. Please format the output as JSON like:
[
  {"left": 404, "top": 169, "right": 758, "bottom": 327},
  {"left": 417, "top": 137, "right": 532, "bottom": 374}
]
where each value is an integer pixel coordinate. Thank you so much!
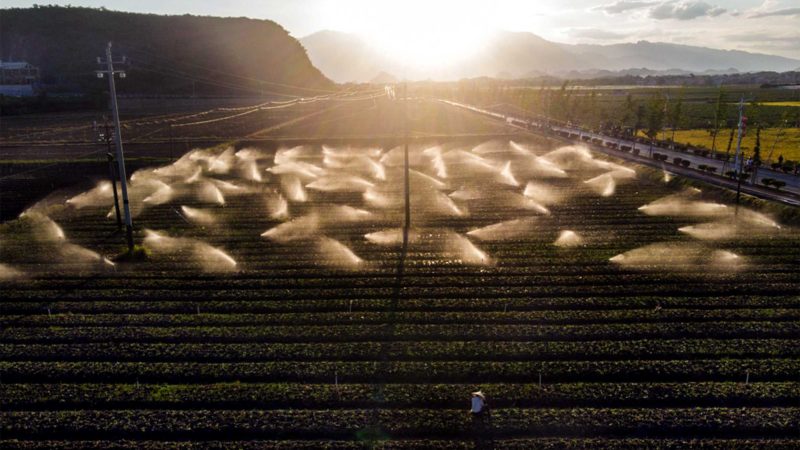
[{"left": 114, "top": 245, "right": 151, "bottom": 262}]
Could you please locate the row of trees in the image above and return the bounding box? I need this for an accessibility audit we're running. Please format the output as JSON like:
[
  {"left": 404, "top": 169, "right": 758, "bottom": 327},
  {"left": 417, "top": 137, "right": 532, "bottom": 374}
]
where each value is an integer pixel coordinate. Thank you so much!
[{"left": 445, "top": 81, "right": 797, "bottom": 169}]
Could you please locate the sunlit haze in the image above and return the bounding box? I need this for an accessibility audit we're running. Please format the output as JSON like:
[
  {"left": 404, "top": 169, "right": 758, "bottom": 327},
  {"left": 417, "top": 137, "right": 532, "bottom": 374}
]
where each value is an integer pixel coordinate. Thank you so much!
[
  {"left": 4, "top": 0, "right": 800, "bottom": 60},
  {"left": 328, "top": 1, "right": 498, "bottom": 68}
]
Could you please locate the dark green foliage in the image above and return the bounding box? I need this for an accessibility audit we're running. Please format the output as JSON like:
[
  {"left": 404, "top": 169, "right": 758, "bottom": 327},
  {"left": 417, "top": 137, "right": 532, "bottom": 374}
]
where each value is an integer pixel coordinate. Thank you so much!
[
  {"left": 2, "top": 408, "right": 798, "bottom": 441},
  {"left": 0, "top": 6, "right": 333, "bottom": 96},
  {"left": 113, "top": 245, "right": 150, "bottom": 262},
  {"left": 645, "top": 93, "right": 666, "bottom": 140}
]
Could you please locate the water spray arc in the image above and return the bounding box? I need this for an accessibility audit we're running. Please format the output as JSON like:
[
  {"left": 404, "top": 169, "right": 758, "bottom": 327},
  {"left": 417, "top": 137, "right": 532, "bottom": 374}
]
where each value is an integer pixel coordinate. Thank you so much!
[{"left": 97, "top": 42, "right": 134, "bottom": 250}]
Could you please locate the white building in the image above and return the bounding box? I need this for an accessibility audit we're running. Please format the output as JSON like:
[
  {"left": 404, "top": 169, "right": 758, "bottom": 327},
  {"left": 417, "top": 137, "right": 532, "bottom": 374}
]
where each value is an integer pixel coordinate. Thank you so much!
[{"left": 0, "top": 61, "right": 40, "bottom": 96}]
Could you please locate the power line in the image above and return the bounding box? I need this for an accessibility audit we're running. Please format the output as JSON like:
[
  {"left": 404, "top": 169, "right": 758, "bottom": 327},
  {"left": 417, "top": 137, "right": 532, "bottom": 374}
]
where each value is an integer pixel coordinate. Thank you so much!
[
  {"left": 132, "top": 63, "right": 297, "bottom": 97},
  {"left": 0, "top": 148, "right": 107, "bottom": 182},
  {"left": 170, "top": 104, "right": 266, "bottom": 128},
  {"left": 121, "top": 46, "right": 339, "bottom": 95}
]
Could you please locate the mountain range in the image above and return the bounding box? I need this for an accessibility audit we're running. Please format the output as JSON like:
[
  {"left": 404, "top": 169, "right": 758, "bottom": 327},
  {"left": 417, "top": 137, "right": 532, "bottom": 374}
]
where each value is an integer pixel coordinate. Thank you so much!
[{"left": 301, "top": 30, "right": 800, "bottom": 83}]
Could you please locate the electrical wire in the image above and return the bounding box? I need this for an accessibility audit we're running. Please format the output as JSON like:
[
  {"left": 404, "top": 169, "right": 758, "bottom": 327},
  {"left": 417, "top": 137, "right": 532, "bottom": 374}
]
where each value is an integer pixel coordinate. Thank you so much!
[
  {"left": 0, "top": 148, "right": 108, "bottom": 181},
  {"left": 121, "top": 46, "right": 339, "bottom": 94}
]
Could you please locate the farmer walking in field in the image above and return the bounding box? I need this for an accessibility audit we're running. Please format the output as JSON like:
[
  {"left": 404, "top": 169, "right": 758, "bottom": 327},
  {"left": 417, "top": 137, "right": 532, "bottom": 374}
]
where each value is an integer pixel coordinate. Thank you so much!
[
  {"left": 470, "top": 391, "right": 494, "bottom": 448},
  {"left": 471, "top": 391, "right": 486, "bottom": 417}
]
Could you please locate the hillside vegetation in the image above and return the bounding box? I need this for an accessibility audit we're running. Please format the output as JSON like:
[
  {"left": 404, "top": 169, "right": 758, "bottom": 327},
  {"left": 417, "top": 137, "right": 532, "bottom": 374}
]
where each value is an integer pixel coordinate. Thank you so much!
[{"left": 0, "top": 6, "right": 334, "bottom": 96}]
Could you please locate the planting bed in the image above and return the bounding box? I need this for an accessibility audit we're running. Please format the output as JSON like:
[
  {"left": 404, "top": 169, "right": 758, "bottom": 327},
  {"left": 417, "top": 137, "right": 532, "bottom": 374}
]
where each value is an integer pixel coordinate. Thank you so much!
[{"left": 0, "top": 132, "right": 798, "bottom": 448}]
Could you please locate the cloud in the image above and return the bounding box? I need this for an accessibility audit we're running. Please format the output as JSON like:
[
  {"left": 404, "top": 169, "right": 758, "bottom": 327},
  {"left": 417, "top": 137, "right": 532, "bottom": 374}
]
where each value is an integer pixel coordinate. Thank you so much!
[
  {"left": 750, "top": 8, "right": 800, "bottom": 18},
  {"left": 649, "top": 1, "right": 727, "bottom": 20},
  {"left": 594, "top": 1, "right": 656, "bottom": 14},
  {"left": 569, "top": 28, "right": 630, "bottom": 40},
  {"left": 726, "top": 32, "right": 800, "bottom": 48}
]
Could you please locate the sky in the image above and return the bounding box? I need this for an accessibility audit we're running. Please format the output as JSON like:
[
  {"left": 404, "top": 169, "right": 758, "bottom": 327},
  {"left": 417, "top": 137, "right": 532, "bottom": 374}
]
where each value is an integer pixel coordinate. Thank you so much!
[{"left": 5, "top": 0, "right": 800, "bottom": 59}]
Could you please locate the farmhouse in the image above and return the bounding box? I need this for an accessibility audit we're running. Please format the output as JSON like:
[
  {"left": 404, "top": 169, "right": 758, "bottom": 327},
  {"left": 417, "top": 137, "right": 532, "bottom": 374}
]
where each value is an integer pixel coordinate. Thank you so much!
[{"left": 0, "top": 60, "right": 40, "bottom": 96}]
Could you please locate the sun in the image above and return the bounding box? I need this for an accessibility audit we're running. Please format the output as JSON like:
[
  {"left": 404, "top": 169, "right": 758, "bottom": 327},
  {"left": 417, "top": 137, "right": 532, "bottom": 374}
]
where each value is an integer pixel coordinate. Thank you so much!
[
  {"left": 369, "top": 23, "right": 493, "bottom": 69},
  {"left": 330, "top": 0, "right": 497, "bottom": 70}
]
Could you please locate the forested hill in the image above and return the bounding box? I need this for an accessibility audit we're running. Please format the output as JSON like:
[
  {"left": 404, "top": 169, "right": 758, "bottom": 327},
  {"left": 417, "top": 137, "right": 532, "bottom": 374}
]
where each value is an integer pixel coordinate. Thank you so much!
[{"left": 0, "top": 6, "right": 334, "bottom": 96}]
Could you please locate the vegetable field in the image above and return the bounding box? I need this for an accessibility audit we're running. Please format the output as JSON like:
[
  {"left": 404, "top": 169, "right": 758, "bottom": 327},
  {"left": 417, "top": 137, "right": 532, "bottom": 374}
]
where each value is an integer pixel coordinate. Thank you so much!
[{"left": 0, "top": 135, "right": 798, "bottom": 448}]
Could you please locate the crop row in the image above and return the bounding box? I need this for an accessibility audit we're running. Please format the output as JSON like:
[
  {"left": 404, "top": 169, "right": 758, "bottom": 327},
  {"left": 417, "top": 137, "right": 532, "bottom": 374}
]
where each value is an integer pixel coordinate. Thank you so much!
[
  {"left": 11, "top": 260, "right": 798, "bottom": 280},
  {"left": 1, "top": 339, "right": 795, "bottom": 363},
  {"left": 9, "top": 255, "right": 791, "bottom": 280},
  {"left": 3, "top": 295, "right": 798, "bottom": 315},
  {"left": 2, "top": 382, "right": 798, "bottom": 410},
  {"left": 1, "top": 358, "right": 795, "bottom": 384},
  {"left": 3, "top": 283, "right": 797, "bottom": 302},
  {"left": 4, "top": 273, "right": 800, "bottom": 300},
  {"left": 3, "top": 322, "right": 797, "bottom": 344},
  {"left": 3, "top": 438, "right": 800, "bottom": 450},
  {"left": 2, "top": 408, "right": 798, "bottom": 440},
  {"left": 9, "top": 271, "right": 800, "bottom": 291},
  {"left": 4, "top": 309, "right": 800, "bottom": 328}
]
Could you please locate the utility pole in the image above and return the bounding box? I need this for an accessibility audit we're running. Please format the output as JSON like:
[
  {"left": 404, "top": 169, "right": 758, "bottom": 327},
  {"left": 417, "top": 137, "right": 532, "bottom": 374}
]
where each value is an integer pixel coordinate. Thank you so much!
[
  {"left": 766, "top": 119, "right": 787, "bottom": 165},
  {"left": 100, "top": 116, "right": 122, "bottom": 228},
  {"left": 663, "top": 93, "right": 670, "bottom": 144},
  {"left": 403, "top": 82, "right": 410, "bottom": 230},
  {"left": 97, "top": 42, "right": 134, "bottom": 250},
  {"left": 93, "top": 117, "right": 121, "bottom": 228},
  {"left": 107, "top": 152, "right": 122, "bottom": 228},
  {"left": 732, "top": 97, "right": 747, "bottom": 214}
]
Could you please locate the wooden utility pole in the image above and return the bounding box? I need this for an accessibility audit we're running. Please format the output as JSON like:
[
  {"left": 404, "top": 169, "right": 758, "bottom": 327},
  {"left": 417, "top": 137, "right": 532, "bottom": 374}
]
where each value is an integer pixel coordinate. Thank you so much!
[
  {"left": 733, "top": 98, "right": 746, "bottom": 214},
  {"left": 403, "top": 82, "right": 410, "bottom": 230},
  {"left": 97, "top": 42, "right": 134, "bottom": 250},
  {"left": 107, "top": 152, "right": 122, "bottom": 229}
]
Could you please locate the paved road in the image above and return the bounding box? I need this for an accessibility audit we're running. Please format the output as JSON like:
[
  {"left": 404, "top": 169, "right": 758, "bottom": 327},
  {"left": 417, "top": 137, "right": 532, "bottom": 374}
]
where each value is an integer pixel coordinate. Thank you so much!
[
  {"left": 550, "top": 126, "right": 799, "bottom": 195},
  {"left": 442, "top": 100, "right": 800, "bottom": 207}
]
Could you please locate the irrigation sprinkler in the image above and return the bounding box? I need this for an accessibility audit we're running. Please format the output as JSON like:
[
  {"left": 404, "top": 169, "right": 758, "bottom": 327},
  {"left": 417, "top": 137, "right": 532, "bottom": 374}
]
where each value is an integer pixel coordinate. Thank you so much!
[{"left": 335, "top": 369, "right": 341, "bottom": 400}]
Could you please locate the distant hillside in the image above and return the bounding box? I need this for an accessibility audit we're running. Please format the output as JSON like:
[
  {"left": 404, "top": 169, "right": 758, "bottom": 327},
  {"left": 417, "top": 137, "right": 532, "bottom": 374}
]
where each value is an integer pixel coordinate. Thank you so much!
[
  {"left": 300, "top": 30, "right": 388, "bottom": 84},
  {"left": 453, "top": 32, "right": 581, "bottom": 79},
  {"left": 0, "top": 6, "right": 334, "bottom": 96},
  {"left": 563, "top": 41, "right": 800, "bottom": 74},
  {"left": 303, "top": 30, "right": 800, "bottom": 82}
]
